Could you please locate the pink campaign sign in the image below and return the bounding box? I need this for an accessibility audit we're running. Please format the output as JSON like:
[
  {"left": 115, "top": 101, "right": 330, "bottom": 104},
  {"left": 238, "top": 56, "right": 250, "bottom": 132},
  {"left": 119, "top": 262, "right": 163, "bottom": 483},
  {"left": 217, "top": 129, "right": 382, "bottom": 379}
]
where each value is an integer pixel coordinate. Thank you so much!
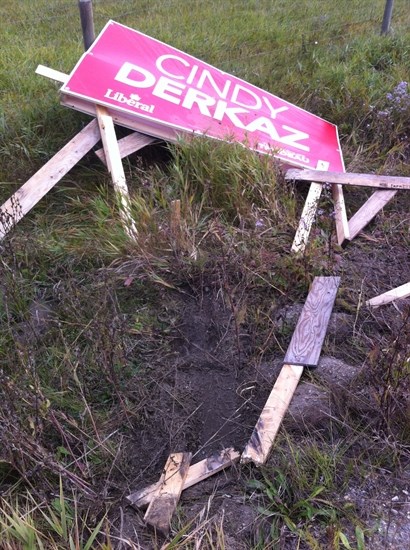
[{"left": 61, "top": 20, "right": 345, "bottom": 171}]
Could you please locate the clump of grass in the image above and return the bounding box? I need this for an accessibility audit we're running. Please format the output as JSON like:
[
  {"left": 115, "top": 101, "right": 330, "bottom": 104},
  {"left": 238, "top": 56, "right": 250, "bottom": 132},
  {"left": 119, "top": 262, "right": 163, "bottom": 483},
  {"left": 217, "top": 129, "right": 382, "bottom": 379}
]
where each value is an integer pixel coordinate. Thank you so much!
[
  {"left": 168, "top": 136, "right": 296, "bottom": 225},
  {"left": 245, "top": 430, "right": 379, "bottom": 549},
  {"left": 0, "top": 480, "right": 107, "bottom": 549}
]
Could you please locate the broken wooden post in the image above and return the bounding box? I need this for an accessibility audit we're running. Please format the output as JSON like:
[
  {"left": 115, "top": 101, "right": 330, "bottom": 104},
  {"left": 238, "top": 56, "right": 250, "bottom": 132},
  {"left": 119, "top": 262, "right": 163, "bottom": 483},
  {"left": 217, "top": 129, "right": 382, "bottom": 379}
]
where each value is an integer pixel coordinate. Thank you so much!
[
  {"left": 285, "top": 167, "right": 405, "bottom": 242},
  {"left": 241, "top": 364, "right": 304, "bottom": 465},
  {"left": 144, "top": 452, "right": 192, "bottom": 534},
  {"left": 170, "top": 199, "right": 182, "bottom": 250},
  {"left": 127, "top": 448, "right": 240, "bottom": 509},
  {"left": 241, "top": 276, "right": 340, "bottom": 465},
  {"left": 366, "top": 282, "right": 410, "bottom": 307}
]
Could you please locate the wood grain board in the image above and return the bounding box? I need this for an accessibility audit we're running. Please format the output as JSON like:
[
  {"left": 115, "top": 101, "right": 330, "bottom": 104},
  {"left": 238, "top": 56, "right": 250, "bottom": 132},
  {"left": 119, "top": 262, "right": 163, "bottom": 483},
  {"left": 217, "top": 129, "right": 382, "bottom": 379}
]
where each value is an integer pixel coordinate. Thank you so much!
[
  {"left": 144, "top": 452, "right": 192, "bottom": 534},
  {"left": 366, "top": 282, "right": 410, "bottom": 307},
  {"left": 286, "top": 168, "right": 410, "bottom": 190},
  {"left": 95, "top": 105, "right": 138, "bottom": 239},
  {"left": 0, "top": 120, "right": 100, "bottom": 240},
  {"left": 241, "top": 364, "right": 304, "bottom": 465},
  {"left": 347, "top": 189, "right": 397, "bottom": 240},
  {"left": 127, "top": 447, "right": 240, "bottom": 509},
  {"left": 284, "top": 276, "right": 340, "bottom": 367}
]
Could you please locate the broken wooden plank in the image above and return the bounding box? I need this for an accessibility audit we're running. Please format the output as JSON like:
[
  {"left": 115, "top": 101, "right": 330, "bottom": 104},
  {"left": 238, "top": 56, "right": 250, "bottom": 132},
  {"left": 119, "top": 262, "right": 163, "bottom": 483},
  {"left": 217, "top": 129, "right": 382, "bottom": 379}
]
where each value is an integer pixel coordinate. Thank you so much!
[
  {"left": 35, "top": 64, "right": 68, "bottom": 84},
  {"left": 347, "top": 189, "right": 397, "bottom": 241},
  {"left": 241, "top": 364, "right": 304, "bottom": 465},
  {"left": 95, "top": 105, "right": 138, "bottom": 239},
  {"left": 286, "top": 168, "right": 410, "bottom": 190},
  {"left": 284, "top": 276, "right": 340, "bottom": 367},
  {"left": 127, "top": 447, "right": 240, "bottom": 509},
  {"left": 242, "top": 276, "right": 340, "bottom": 466},
  {"left": 366, "top": 282, "right": 410, "bottom": 307},
  {"left": 144, "top": 452, "right": 192, "bottom": 534},
  {"left": 291, "top": 182, "right": 323, "bottom": 253},
  {"left": 94, "top": 132, "right": 156, "bottom": 164},
  {"left": 0, "top": 119, "right": 100, "bottom": 240}
]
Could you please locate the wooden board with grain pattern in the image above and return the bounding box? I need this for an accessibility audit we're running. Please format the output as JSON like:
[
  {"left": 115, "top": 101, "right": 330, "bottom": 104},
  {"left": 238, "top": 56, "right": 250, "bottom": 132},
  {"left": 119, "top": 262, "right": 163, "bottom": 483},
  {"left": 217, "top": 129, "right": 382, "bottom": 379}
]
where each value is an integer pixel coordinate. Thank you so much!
[
  {"left": 144, "top": 452, "right": 192, "bottom": 534},
  {"left": 127, "top": 447, "right": 240, "bottom": 509},
  {"left": 0, "top": 119, "right": 100, "bottom": 240},
  {"left": 283, "top": 276, "right": 340, "bottom": 367}
]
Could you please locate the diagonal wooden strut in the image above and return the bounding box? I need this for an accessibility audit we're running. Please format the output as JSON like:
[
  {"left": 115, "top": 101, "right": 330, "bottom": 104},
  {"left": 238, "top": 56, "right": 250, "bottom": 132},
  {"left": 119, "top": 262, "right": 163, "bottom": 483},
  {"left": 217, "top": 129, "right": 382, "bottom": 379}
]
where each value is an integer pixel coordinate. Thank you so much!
[
  {"left": 366, "top": 282, "right": 410, "bottom": 307},
  {"left": 347, "top": 189, "right": 397, "bottom": 241},
  {"left": 0, "top": 119, "right": 100, "bottom": 240}
]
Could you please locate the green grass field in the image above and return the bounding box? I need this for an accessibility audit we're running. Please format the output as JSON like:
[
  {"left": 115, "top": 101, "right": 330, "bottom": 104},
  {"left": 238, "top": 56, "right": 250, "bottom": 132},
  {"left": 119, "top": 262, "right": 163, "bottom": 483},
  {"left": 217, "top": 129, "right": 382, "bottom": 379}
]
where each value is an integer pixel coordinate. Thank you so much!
[{"left": 1, "top": 1, "right": 409, "bottom": 548}]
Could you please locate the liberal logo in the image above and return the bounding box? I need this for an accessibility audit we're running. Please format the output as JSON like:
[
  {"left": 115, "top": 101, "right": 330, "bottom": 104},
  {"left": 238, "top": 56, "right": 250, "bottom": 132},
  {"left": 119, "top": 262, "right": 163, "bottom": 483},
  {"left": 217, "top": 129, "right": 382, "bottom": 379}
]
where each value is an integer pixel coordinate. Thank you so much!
[{"left": 104, "top": 89, "right": 155, "bottom": 113}]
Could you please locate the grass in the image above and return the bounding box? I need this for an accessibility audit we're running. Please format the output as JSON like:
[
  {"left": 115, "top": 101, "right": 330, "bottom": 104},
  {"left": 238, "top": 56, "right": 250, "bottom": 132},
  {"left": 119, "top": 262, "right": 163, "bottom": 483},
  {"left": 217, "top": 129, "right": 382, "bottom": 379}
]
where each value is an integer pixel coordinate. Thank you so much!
[{"left": 1, "top": 0, "right": 410, "bottom": 548}]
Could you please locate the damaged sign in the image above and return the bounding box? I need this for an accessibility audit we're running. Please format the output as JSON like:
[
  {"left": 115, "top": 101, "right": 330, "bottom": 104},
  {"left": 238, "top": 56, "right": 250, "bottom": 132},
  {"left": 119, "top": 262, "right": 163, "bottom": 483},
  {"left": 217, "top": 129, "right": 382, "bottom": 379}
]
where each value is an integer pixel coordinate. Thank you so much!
[{"left": 60, "top": 20, "right": 344, "bottom": 171}]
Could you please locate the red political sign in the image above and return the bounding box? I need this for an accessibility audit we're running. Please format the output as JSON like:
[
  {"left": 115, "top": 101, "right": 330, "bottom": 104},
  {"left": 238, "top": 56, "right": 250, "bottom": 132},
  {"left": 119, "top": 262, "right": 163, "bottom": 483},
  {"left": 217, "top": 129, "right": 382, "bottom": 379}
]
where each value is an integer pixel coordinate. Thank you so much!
[{"left": 61, "top": 21, "right": 344, "bottom": 171}]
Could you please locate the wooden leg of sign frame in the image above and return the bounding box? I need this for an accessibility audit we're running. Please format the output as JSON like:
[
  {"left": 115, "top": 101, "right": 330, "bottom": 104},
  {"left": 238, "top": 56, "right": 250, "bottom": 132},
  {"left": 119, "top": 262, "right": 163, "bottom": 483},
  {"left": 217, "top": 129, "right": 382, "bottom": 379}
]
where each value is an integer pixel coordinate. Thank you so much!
[
  {"left": 144, "top": 452, "right": 192, "bottom": 535},
  {"left": 332, "top": 183, "right": 350, "bottom": 245},
  {"left": 127, "top": 448, "right": 240, "bottom": 509},
  {"left": 95, "top": 105, "right": 138, "bottom": 239},
  {"left": 348, "top": 189, "right": 397, "bottom": 241},
  {"left": 0, "top": 119, "right": 100, "bottom": 240},
  {"left": 241, "top": 364, "right": 304, "bottom": 465},
  {"left": 94, "top": 132, "right": 156, "bottom": 164},
  {"left": 291, "top": 182, "right": 323, "bottom": 253},
  {"left": 366, "top": 282, "right": 410, "bottom": 307}
]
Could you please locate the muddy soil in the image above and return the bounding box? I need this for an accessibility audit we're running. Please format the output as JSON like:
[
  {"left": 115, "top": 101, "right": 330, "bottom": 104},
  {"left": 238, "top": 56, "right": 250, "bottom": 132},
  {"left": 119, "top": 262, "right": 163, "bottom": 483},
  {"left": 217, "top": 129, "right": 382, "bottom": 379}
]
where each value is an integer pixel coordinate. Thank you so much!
[{"left": 109, "top": 189, "right": 410, "bottom": 549}]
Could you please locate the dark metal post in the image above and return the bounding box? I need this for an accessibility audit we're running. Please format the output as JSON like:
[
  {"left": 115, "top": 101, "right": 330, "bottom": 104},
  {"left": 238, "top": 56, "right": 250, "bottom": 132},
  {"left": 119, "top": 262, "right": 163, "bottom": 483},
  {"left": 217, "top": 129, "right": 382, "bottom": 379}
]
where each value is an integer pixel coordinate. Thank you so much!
[
  {"left": 78, "top": 0, "right": 95, "bottom": 50},
  {"left": 381, "top": 0, "right": 394, "bottom": 35}
]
